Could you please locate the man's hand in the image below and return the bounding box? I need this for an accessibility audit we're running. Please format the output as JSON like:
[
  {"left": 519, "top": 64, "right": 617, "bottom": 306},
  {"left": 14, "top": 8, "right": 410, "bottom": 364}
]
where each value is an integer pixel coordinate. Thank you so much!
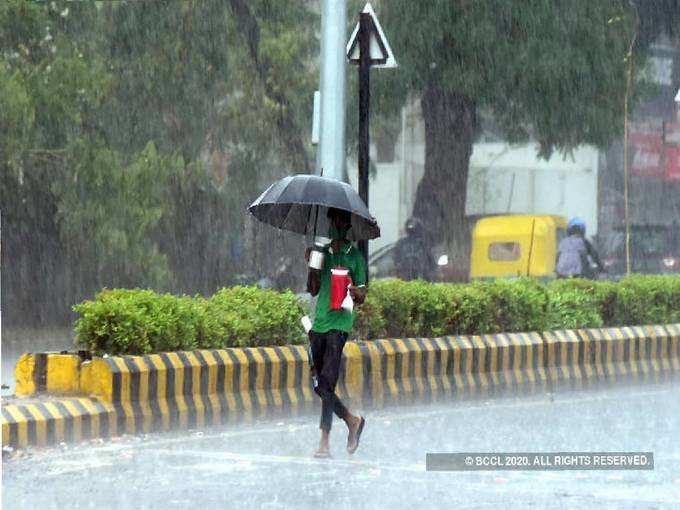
[
  {"left": 348, "top": 285, "right": 366, "bottom": 305},
  {"left": 307, "top": 270, "right": 321, "bottom": 296}
]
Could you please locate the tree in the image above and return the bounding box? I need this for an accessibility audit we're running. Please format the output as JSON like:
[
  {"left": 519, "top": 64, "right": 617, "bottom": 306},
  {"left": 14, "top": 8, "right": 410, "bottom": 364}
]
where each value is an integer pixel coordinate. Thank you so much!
[
  {"left": 1, "top": 0, "right": 319, "bottom": 327},
  {"left": 98, "top": 0, "right": 318, "bottom": 294},
  {"left": 0, "top": 0, "right": 110, "bottom": 324},
  {"left": 373, "top": 0, "right": 639, "bottom": 264}
]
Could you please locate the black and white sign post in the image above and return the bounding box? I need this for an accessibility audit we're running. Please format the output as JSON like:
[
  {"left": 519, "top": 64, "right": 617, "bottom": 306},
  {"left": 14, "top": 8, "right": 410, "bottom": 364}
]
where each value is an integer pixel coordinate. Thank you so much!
[
  {"left": 347, "top": 2, "right": 396, "bottom": 277},
  {"left": 357, "top": 13, "right": 372, "bottom": 274}
]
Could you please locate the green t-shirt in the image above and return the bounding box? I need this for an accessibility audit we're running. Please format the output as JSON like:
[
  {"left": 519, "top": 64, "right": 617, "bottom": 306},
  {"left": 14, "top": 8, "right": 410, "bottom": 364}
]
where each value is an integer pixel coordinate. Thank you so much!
[{"left": 312, "top": 241, "right": 367, "bottom": 334}]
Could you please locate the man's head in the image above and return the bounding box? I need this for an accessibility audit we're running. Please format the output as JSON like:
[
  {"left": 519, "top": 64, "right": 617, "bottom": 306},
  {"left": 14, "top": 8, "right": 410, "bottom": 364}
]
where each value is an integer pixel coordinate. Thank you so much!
[
  {"left": 327, "top": 208, "right": 352, "bottom": 241},
  {"left": 405, "top": 217, "right": 424, "bottom": 237}
]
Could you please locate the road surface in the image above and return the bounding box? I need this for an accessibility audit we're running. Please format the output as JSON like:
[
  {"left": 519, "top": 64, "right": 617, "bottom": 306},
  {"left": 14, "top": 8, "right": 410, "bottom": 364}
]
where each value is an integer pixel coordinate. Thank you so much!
[{"left": 3, "top": 382, "right": 679, "bottom": 509}]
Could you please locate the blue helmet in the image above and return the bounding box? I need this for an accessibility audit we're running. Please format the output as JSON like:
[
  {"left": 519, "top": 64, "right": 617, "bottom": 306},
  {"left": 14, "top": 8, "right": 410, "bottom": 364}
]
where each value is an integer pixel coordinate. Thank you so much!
[{"left": 567, "top": 217, "right": 586, "bottom": 235}]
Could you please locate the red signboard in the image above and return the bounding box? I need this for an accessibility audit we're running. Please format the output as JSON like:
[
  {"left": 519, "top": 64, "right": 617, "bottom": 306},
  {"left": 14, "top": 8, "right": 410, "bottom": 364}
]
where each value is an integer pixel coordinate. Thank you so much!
[
  {"left": 664, "top": 146, "right": 680, "bottom": 182},
  {"left": 627, "top": 121, "right": 680, "bottom": 182},
  {"left": 630, "top": 131, "right": 664, "bottom": 178}
]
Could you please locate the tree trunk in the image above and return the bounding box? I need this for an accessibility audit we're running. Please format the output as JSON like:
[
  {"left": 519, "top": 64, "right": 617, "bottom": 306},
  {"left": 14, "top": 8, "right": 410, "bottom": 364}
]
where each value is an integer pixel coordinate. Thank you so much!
[{"left": 412, "top": 85, "right": 477, "bottom": 277}]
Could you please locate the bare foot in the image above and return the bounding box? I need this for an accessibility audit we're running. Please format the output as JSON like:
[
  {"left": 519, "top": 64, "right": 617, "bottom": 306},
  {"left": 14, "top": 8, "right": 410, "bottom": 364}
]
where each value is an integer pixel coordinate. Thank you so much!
[
  {"left": 313, "top": 446, "right": 331, "bottom": 458},
  {"left": 346, "top": 416, "right": 365, "bottom": 454}
]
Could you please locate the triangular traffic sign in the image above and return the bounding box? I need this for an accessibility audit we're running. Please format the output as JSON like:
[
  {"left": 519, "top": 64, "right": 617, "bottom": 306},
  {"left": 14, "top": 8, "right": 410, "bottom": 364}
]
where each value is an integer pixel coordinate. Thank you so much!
[{"left": 347, "top": 2, "right": 397, "bottom": 69}]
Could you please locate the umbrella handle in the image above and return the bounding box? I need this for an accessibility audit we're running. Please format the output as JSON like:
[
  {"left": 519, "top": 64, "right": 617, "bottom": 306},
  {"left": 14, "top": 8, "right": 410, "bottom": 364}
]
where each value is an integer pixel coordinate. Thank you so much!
[{"left": 312, "top": 204, "right": 320, "bottom": 239}]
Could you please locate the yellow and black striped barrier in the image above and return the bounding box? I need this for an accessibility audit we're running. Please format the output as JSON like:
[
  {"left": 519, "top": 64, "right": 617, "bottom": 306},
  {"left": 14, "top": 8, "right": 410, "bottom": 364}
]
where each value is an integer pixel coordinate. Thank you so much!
[
  {"left": 351, "top": 332, "right": 548, "bottom": 408},
  {"left": 2, "top": 397, "right": 115, "bottom": 449},
  {"left": 2, "top": 325, "right": 678, "bottom": 448},
  {"left": 351, "top": 325, "right": 678, "bottom": 408},
  {"left": 78, "top": 346, "right": 327, "bottom": 435},
  {"left": 14, "top": 352, "right": 86, "bottom": 397}
]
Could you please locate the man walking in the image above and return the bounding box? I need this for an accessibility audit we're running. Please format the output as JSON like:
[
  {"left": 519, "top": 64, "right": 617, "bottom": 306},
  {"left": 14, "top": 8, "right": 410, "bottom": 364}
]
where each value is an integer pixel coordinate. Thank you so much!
[{"left": 306, "top": 207, "right": 366, "bottom": 458}]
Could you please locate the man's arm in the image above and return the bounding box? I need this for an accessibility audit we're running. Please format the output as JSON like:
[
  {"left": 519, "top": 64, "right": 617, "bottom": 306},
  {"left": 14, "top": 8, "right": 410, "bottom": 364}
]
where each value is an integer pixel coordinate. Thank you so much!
[
  {"left": 348, "top": 250, "right": 368, "bottom": 305},
  {"left": 307, "top": 270, "right": 321, "bottom": 296},
  {"left": 304, "top": 248, "right": 321, "bottom": 296},
  {"left": 584, "top": 239, "right": 604, "bottom": 271}
]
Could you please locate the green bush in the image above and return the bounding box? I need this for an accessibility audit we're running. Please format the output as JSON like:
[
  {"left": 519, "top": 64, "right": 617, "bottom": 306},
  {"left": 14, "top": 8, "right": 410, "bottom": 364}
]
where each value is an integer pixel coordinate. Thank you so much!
[
  {"left": 73, "top": 289, "right": 204, "bottom": 355},
  {"left": 545, "top": 275, "right": 680, "bottom": 327},
  {"left": 355, "top": 279, "right": 457, "bottom": 338},
  {"left": 608, "top": 275, "right": 680, "bottom": 326},
  {"left": 545, "top": 287, "right": 604, "bottom": 330},
  {"left": 353, "top": 278, "right": 549, "bottom": 338},
  {"left": 73, "top": 276, "right": 680, "bottom": 355},
  {"left": 352, "top": 288, "right": 387, "bottom": 340},
  {"left": 352, "top": 276, "right": 680, "bottom": 340},
  {"left": 73, "top": 286, "right": 306, "bottom": 355},
  {"left": 468, "top": 278, "right": 549, "bottom": 333},
  {"left": 206, "top": 286, "right": 306, "bottom": 348},
  {"left": 546, "top": 278, "right": 617, "bottom": 327}
]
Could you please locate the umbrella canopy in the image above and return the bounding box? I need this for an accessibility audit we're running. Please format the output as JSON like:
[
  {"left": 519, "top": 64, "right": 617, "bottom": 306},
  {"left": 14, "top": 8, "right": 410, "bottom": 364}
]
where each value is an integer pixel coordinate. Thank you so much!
[{"left": 248, "top": 174, "right": 380, "bottom": 240}]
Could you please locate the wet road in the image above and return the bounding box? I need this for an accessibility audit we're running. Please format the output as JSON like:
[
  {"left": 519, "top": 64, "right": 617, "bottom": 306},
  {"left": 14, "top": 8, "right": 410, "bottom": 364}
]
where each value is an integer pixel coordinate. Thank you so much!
[{"left": 3, "top": 382, "right": 680, "bottom": 509}]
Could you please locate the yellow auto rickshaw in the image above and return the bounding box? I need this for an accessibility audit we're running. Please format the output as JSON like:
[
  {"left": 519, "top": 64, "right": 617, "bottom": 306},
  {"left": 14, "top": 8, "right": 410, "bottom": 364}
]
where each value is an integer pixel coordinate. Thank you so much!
[{"left": 469, "top": 215, "right": 567, "bottom": 279}]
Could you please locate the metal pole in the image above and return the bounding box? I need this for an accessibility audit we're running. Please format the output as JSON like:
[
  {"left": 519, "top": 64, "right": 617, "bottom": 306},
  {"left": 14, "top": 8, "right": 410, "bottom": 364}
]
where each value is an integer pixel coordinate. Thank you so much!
[
  {"left": 358, "top": 13, "right": 371, "bottom": 277},
  {"left": 318, "top": 0, "right": 347, "bottom": 182},
  {"left": 623, "top": 69, "right": 632, "bottom": 277},
  {"left": 623, "top": 15, "right": 638, "bottom": 277}
]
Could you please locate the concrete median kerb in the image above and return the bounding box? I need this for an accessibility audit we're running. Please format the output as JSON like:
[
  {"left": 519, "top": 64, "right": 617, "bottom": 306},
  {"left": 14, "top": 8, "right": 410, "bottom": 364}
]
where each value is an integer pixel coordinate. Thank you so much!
[{"left": 3, "top": 324, "right": 678, "bottom": 449}]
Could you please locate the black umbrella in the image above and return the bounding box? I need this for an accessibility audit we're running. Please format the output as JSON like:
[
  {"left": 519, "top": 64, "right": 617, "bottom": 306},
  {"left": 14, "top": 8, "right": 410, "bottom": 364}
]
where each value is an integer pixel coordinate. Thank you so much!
[{"left": 248, "top": 174, "right": 380, "bottom": 240}]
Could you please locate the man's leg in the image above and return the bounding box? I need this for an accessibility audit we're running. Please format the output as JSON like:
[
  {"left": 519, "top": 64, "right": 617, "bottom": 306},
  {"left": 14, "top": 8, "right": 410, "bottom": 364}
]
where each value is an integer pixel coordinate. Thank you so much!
[
  {"left": 315, "top": 331, "right": 349, "bottom": 427},
  {"left": 315, "top": 331, "right": 364, "bottom": 454},
  {"left": 310, "top": 331, "right": 333, "bottom": 457},
  {"left": 312, "top": 330, "right": 347, "bottom": 432}
]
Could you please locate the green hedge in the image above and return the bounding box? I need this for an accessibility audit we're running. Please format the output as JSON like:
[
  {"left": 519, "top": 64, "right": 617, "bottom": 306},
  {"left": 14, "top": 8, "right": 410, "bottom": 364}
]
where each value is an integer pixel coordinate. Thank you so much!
[
  {"left": 73, "top": 287, "right": 307, "bottom": 355},
  {"left": 353, "top": 278, "right": 551, "bottom": 339},
  {"left": 73, "top": 275, "right": 680, "bottom": 355},
  {"left": 353, "top": 275, "right": 680, "bottom": 339}
]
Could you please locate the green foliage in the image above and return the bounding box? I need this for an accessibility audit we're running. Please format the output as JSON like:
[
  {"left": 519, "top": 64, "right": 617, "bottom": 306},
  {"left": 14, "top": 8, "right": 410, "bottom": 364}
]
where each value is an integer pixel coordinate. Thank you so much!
[
  {"left": 544, "top": 276, "right": 680, "bottom": 330},
  {"left": 206, "top": 286, "right": 306, "bottom": 348},
  {"left": 353, "top": 279, "right": 456, "bottom": 338},
  {"left": 354, "top": 278, "right": 549, "bottom": 338},
  {"left": 73, "top": 286, "right": 306, "bottom": 355},
  {"left": 54, "top": 141, "right": 179, "bottom": 289},
  {"left": 360, "top": 0, "right": 650, "bottom": 259},
  {"left": 607, "top": 275, "right": 680, "bottom": 326},
  {"left": 546, "top": 278, "right": 618, "bottom": 325},
  {"left": 546, "top": 287, "right": 605, "bottom": 330},
  {"left": 470, "top": 278, "right": 549, "bottom": 333},
  {"left": 73, "top": 289, "right": 204, "bottom": 355},
  {"left": 1, "top": 0, "right": 318, "bottom": 326},
  {"left": 354, "top": 276, "right": 680, "bottom": 341},
  {"left": 73, "top": 277, "right": 680, "bottom": 355},
  {"left": 375, "top": 0, "right": 639, "bottom": 153}
]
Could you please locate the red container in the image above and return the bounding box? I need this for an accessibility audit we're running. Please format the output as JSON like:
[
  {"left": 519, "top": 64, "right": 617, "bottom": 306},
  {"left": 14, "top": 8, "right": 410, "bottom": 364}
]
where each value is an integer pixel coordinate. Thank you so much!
[{"left": 330, "top": 267, "right": 351, "bottom": 310}]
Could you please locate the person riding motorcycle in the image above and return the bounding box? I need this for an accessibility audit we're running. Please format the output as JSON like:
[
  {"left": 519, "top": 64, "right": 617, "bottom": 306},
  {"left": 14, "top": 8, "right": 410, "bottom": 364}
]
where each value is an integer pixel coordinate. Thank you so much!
[
  {"left": 556, "top": 218, "right": 604, "bottom": 279},
  {"left": 393, "top": 217, "right": 435, "bottom": 281}
]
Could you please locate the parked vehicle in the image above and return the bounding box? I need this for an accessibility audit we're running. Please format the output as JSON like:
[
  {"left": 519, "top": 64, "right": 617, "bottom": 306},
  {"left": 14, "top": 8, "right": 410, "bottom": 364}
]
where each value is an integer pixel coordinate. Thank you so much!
[
  {"left": 469, "top": 215, "right": 567, "bottom": 279},
  {"left": 600, "top": 225, "right": 680, "bottom": 276}
]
